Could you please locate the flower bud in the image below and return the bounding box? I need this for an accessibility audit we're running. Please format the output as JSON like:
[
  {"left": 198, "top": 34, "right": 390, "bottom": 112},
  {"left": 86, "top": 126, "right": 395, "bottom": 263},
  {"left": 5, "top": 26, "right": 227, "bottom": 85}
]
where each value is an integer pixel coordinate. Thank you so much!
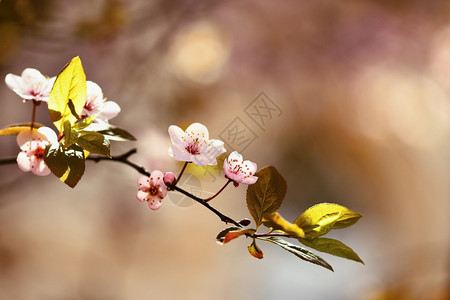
[{"left": 163, "top": 172, "right": 176, "bottom": 188}]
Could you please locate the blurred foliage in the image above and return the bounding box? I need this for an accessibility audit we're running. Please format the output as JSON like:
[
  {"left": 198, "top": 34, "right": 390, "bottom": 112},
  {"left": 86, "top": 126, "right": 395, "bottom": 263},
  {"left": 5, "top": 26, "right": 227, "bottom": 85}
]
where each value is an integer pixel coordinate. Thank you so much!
[{"left": 75, "top": 0, "right": 127, "bottom": 42}]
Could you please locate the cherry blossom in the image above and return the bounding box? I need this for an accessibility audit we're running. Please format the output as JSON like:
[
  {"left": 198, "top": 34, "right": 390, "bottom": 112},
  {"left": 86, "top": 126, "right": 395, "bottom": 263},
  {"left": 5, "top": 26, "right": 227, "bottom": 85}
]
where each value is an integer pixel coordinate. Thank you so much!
[
  {"left": 16, "top": 127, "right": 58, "bottom": 176},
  {"left": 168, "top": 122, "right": 226, "bottom": 166},
  {"left": 136, "top": 170, "right": 168, "bottom": 210},
  {"left": 5, "top": 68, "right": 56, "bottom": 102},
  {"left": 223, "top": 151, "right": 258, "bottom": 186},
  {"left": 81, "top": 81, "right": 121, "bottom": 123}
]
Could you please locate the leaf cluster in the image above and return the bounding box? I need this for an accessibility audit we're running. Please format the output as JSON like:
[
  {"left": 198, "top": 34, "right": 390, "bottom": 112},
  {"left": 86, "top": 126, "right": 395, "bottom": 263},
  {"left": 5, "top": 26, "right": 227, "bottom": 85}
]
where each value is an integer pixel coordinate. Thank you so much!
[{"left": 216, "top": 166, "right": 364, "bottom": 271}]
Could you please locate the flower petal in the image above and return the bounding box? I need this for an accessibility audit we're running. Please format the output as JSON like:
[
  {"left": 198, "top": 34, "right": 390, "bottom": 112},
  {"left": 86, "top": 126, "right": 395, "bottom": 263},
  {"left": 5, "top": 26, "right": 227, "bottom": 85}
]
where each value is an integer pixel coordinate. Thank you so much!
[
  {"left": 191, "top": 154, "right": 215, "bottom": 166},
  {"left": 168, "top": 144, "right": 192, "bottom": 161},
  {"left": 241, "top": 176, "right": 258, "bottom": 185},
  {"left": 86, "top": 80, "right": 103, "bottom": 97},
  {"left": 31, "top": 159, "right": 51, "bottom": 176},
  {"left": 16, "top": 151, "right": 31, "bottom": 172},
  {"left": 148, "top": 196, "right": 163, "bottom": 210},
  {"left": 37, "top": 127, "right": 58, "bottom": 143},
  {"left": 136, "top": 190, "right": 149, "bottom": 202},
  {"left": 17, "top": 129, "right": 36, "bottom": 149},
  {"left": 149, "top": 170, "right": 165, "bottom": 186},
  {"left": 228, "top": 151, "right": 243, "bottom": 164},
  {"left": 98, "top": 101, "right": 121, "bottom": 121},
  {"left": 243, "top": 160, "right": 257, "bottom": 175},
  {"left": 137, "top": 176, "right": 150, "bottom": 189},
  {"left": 185, "top": 123, "right": 209, "bottom": 140},
  {"left": 5, "top": 74, "right": 25, "bottom": 93},
  {"left": 168, "top": 125, "right": 185, "bottom": 145},
  {"left": 22, "top": 68, "right": 46, "bottom": 81}
]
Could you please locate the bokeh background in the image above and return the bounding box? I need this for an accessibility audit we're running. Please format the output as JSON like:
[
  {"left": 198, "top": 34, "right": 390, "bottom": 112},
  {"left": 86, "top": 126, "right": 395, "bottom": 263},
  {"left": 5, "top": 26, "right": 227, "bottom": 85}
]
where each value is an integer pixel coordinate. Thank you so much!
[{"left": 0, "top": 0, "right": 449, "bottom": 299}]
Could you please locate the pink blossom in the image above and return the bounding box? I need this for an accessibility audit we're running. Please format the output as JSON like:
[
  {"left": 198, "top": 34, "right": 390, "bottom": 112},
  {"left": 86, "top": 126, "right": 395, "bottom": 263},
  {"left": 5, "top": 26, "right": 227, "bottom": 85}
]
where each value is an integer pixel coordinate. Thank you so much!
[
  {"left": 223, "top": 151, "right": 258, "bottom": 186},
  {"left": 82, "top": 81, "right": 121, "bottom": 123},
  {"left": 168, "top": 122, "right": 226, "bottom": 166},
  {"left": 5, "top": 68, "right": 56, "bottom": 102},
  {"left": 16, "top": 127, "right": 58, "bottom": 176},
  {"left": 136, "top": 170, "right": 168, "bottom": 210}
]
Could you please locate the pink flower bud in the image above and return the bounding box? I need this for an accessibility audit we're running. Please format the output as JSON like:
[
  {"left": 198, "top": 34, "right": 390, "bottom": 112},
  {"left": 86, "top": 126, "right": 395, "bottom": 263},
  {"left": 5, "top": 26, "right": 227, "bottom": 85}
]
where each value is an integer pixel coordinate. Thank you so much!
[{"left": 163, "top": 172, "right": 176, "bottom": 188}]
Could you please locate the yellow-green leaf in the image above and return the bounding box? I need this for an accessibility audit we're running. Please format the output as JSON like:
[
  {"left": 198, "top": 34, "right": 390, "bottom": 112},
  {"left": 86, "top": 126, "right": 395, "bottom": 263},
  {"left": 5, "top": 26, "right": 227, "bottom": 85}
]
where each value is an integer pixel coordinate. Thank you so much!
[
  {"left": 0, "top": 122, "right": 44, "bottom": 136},
  {"left": 248, "top": 239, "right": 264, "bottom": 259},
  {"left": 48, "top": 56, "right": 87, "bottom": 133},
  {"left": 299, "top": 237, "right": 364, "bottom": 264},
  {"left": 294, "top": 203, "right": 362, "bottom": 240},
  {"left": 262, "top": 212, "right": 305, "bottom": 238},
  {"left": 246, "top": 166, "right": 287, "bottom": 228},
  {"left": 77, "top": 131, "right": 111, "bottom": 157}
]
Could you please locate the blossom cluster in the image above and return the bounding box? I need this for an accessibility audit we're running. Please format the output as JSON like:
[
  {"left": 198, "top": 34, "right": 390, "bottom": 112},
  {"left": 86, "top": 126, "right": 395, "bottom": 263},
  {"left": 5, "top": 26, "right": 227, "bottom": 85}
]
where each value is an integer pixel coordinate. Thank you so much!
[
  {"left": 5, "top": 68, "right": 259, "bottom": 210},
  {"left": 5, "top": 68, "right": 121, "bottom": 176},
  {"left": 136, "top": 123, "right": 258, "bottom": 210}
]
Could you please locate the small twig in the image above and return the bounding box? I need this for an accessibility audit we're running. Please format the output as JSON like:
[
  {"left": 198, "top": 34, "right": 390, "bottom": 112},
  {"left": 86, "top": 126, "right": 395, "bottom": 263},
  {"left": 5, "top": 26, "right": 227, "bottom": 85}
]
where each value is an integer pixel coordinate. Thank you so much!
[
  {"left": 251, "top": 233, "right": 293, "bottom": 238},
  {"left": 0, "top": 158, "right": 17, "bottom": 166},
  {"left": 88, "top": 148, "right": 150, "bottom": 176},
  {"left": 175, "top": 161, "right": 189, "bottom": 185},
  {"left": 204, "top": 179, "right": 232, "bottom": 203},
  {"left": 30, "top": 100, "right": 38, "bottom": 130}
]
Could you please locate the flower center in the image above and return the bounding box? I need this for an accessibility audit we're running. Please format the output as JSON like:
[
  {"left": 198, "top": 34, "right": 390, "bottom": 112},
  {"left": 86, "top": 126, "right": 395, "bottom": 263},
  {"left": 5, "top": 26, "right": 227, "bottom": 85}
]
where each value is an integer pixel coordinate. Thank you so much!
[
  {"left": 149, "top": 185, "right": 159, "bottom": 196},
  {"left": 185, "top": 141, "right": 200, "bottom": 155},
  {"left": 231, "top": 164, "right": 242, "bottom": 174},
  {"left": 84, "top": 99, "right": 95, "bottom": 112},
  {"left": 34, "top": 146, "right": 46, "bottom": 159}
]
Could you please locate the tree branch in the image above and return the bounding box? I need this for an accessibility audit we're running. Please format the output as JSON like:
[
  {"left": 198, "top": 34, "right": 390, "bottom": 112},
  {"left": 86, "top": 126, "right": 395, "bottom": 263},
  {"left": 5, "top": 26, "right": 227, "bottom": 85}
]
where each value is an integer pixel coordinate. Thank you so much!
[
  {"left": 87, "top": 149, "right": 243, "bottom": 227},
  {"left": 0, "top": 148, "right": 243, "bottom": 228}
]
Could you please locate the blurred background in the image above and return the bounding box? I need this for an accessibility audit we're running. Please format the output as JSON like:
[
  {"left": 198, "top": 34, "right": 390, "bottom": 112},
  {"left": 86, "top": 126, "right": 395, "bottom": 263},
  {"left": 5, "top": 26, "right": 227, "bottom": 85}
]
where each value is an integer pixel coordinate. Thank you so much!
[{"left": 0, "top": 0, "right": 449, "bottom": 299}]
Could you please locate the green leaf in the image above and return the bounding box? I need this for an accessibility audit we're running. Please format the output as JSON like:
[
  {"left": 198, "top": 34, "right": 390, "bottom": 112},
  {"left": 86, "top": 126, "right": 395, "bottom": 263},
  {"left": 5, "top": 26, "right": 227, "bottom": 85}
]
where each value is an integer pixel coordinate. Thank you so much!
[
  {"left": 44, "top": 143, "right": 68, "bottom": 177},
  {"left": 97, "top": 126, "right": 136, "bottom": 141},
  {"left": 63, "top": 120, "right": 77, "bottom": 148},
  {"left": 294, "top": 203, "right": 363, "bottom": 240},
  {"left": 261, "top": 236, "right": 333, "bottom": 271},
  {"left": 246, "top": 166, "right": 287, "bottom": 228},
  {"left": 216, "top": 227, "right": 256, "bottom": 245},
  {"left": 72, "top": 116, "right": 96, "bottom": 130},
  {"left": 61, "top": 145, "right": 85, "bottom": 188},
  {"left": 44, "top": 143, "right": 86, "bottom": 188},
  {"left": 262, "top": 212, "right": 305, "bottom": 238},
  {"left": 248, "top": 239, "right": 264, "bottom": 259},
  {"left": 299, "top": 237, "right": 364, "bottom": 264},
  {"left": 48, "top": 56, "right": 87, "bottom": 133},
  {"left": 77, "top": 131, "right": 111, "bottom": 157},
  {"left": 0, "top": 122, "right": 44, "bottom": 136}
]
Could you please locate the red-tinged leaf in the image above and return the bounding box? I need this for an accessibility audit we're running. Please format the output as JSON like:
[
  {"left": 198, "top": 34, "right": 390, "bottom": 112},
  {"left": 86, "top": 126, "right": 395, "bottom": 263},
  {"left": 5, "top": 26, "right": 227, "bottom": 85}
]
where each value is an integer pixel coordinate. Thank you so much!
[
  {"left": 248, "top": 240, "right": 264, "bottom": 259},
  {"left": 216, "top": 227, "right": 255, "bottom": 245}
]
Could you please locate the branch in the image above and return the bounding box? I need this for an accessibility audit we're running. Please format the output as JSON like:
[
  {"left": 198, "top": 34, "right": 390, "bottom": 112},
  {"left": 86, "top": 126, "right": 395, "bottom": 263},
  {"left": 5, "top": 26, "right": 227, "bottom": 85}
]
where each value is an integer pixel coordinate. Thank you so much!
[
  {"left": 88, "top": 149, "right": 242, "bottom": 227},
  {"left": 0, "top": 148, "right": 243, "bottom": 228},
  {"left": 88, "top": 148, "right": 150, "bottom": 176},
  {"left": 172, "top": 185, "right": 242, "bottom": 228},
  {"left": 0, "top": 158, "right": 17, "bottom": 166}
]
